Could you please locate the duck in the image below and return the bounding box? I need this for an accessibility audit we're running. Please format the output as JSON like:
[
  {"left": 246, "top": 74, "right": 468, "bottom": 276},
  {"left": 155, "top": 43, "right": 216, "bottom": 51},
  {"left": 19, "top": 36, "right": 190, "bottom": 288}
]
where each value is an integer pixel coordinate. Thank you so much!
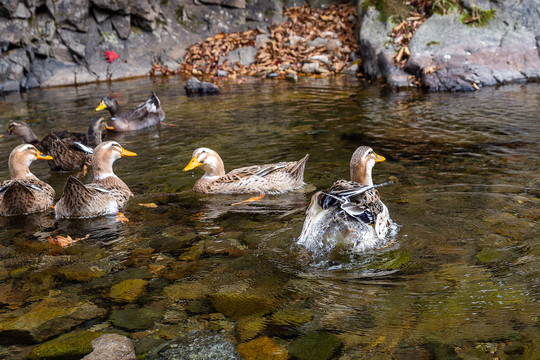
[
  {"left": 0, "top": 144, "right": 55, "bottom": 216},
  {"left": 95, "top": 92, "right": 165, "bottom": 132},
  {"left": 54, "top": 141, "right": 137, "bottom": 219},
  {"left": 183, "top": 147, "right": 309, "bottom": 197},
  {"left": 1, "top": 118, "right": 112, "bottom": 172},
  {"left": 297, "top": 146, "right": 392, "bottom": 252}
]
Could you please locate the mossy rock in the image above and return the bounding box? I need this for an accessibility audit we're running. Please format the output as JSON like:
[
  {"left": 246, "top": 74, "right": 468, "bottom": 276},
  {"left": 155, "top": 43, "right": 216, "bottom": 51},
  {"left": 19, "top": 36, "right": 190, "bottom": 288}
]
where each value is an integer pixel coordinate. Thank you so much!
[
  {"left": 27, "top": 331, "right": 104, "bottom": 360},
  {"left": 237, "top": 336, "right": 288, "bottom": 360},
  {"left": 109, "top": 279, "right": 148, "bottom": 303},
  {"left": 163, "top": 282, "right": 212, "bottom": 301},
  {"left": 109, "top": 305, "right": 164, "bottom": 331},
  {"left": 235, "top": 316, "right": 267, "bottom": 342},
  {"left": 57, "top": 264, "right": 106, "bottom": 282},
  {"left": 288, "top": 331, "right": 343, "bottom": 360},
  {"left": 270, "top": 306, "right": 314, "bottom": 327},
  {"left": 211, "top": 291, "right": 280, "bottom": 320}
]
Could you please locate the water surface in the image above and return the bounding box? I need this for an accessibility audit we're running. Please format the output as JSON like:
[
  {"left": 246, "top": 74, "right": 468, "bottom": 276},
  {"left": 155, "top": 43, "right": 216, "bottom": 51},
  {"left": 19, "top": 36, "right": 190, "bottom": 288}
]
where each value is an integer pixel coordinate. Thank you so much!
[{"left": 0, "top": 77, "right": 538, "bottom": 358}]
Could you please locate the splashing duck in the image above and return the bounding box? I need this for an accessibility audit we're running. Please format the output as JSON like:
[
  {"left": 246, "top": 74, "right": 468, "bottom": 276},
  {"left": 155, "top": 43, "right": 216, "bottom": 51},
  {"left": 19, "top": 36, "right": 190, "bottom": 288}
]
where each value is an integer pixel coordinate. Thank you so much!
[
  {"left": 55, "top": 141, "right": 136, "bottom": 219},
  {"left": 0, "top": 144, "right": 54, "bottom": 216},
  {"left": 297, "top": 146, "right": 392, "bottom": 252}
]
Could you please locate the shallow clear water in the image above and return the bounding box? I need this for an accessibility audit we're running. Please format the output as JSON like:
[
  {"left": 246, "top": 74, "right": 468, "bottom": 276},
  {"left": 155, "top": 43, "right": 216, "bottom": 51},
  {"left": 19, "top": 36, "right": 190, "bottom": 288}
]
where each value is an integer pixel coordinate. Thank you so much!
[{"left": 0, "top": 77, "right": 538, "bottom": 358}]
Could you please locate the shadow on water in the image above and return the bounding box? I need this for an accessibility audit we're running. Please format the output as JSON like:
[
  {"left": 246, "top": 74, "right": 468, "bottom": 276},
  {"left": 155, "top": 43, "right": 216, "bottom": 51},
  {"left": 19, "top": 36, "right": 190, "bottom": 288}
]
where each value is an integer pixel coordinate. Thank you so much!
[{"left": 0, "top": 77, "right": 539, "bottom": 358}]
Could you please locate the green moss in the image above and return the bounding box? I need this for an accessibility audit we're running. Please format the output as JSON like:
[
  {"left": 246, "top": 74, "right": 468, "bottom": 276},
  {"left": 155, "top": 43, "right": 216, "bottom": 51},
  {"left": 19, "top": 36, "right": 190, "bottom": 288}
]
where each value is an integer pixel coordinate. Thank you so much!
[
  {"left": 288, "top": 331, "right": 342, "bottom": 360},
  {"left": 27, "top": 331, "right": 104, "bottom": 360},
  {"left": 426, "top": 41, "right": 441, "bottom": 46},
  {"left": 359, "top": 0, "right": 411, "bottom": 23},
  {"left": 431, "top": 0, "right": 461, "bottom": 15},
  {"left": 460, "top": 7, "right": 497, "bottom": 27}
]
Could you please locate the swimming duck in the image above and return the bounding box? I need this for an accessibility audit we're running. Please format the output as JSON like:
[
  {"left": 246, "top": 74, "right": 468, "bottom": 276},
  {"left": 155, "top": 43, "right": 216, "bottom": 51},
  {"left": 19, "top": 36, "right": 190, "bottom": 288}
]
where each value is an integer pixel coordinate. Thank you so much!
[
  {"left": 54, "top": 141, "right": 136, "bottom": 219},
  {"left": 1, "top": 118, "right": 112, "bottom": 172},
  {"left": 95, "top": 92, "right": 165, "bottom": 132},
  {"left": 0, "top": 144, "right": 55, "bottom": 216},
  {"left": 297, "top": 146, "right": 391, "bottom": 252},
  {"left": 183, "top": 147, "right": 309, "bottom": 195}
]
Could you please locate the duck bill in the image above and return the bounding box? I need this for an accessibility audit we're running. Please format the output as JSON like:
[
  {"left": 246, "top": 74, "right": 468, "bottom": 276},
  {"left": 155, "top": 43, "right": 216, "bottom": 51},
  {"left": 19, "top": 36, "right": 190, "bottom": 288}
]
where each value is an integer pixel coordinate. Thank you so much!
[
  {"left": 374, "top": 153, "right": 386, "bottom": 162},
  {"left": 105, "top": 124, "right": 114, "bottom": 130},
  {"left": 36, "top": 150, "right": 53, "bottom": 161},
  {"left": 120, "top": 147, "right": 137, "bottom": 157},
  {"left": 0, "top": 130, "right": 8, "bottom": 138},
  {"left": 96, "top": 100, "right": 107, "bottom": 111},
  {"left": 183, "top": 157, "right": 202, "bottom": 172}
]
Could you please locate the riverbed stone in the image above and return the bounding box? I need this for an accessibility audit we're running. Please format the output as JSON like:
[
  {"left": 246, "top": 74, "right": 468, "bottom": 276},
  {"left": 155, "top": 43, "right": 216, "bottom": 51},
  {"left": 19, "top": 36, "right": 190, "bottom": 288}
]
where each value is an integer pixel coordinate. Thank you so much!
[
  {"left": 288, "top": 331, "right": 343, "bottom": 360},
  {"left": 220, "top": 46, "right": 257, "bottom": 66},
  {"left": 210, "top": 287, "right": 280, "bottom": 319},
  {"left": 237, "top": 336, "right": 288, "bottom": 360},
  {"left": 270, "top": 306, "right": 313, "bottom": 326},
  {"left": 185, "top": 77, "right": 221, "bottom": 96},
  {"left": 109, "top": 279, "right": 149, "bottom": 303},
  {"left": 146, "top": 331, "right": 242, "bottom": 360},
  {"left": 0, "top": 295, "right": 106, "bottom": 344},
  {"left": 82, "top": 333, "right": 136, "bottom": 360},
  {"left": 109, "top": 304, "right": 164, "bottom": 331},
  {"left": 27, "top": 331, "right": 104, "bottom": 360},
  {"left": 163, "top": 282, "right": 213, "bottom": 301},
  {"left": 57, "top": 264, "right": 106, "bottom": 282},
  {"left": 235, "top": 316, "right": 267, "bottom": 341}
]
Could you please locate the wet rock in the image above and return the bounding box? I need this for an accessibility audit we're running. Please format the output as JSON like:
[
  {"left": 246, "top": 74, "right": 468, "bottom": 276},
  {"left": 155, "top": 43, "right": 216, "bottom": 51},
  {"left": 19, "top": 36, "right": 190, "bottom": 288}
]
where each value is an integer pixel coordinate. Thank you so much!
[
  {"left": 47, "top": 0, "right": 90, "bottom": 32},
  {"left": 28, "top": 331, "right": 104, "bottom": 360},
  {"left": 109, "top": 304, "right": 164, "bottom": 331},
  {"left": 210, "top": 287, "right": 280, "bottom": 319},
  {"left": 256, "top": 34, "right": 271, "bottom": 48},
  {"left": 0, "top": 283, "right": 30, "bottom": 309},
  {"left": 90, "top": 0, "right": 129, "bottom": 14},
  {"left": 325, "top": 38, "right": 342, "bottom": 52},
  {"left": 111, "top": 14, "right": 131, "bottom": 40},
  {"left": 307, "top": 36, "right": 328, "bottom": 48},
  {"left": 235, "top": 316, "right": 267, "bottom": 341},
  {"left": 301, "top": 62, "right": 319, "bottom": 74},
  {"left": 343, "top": 63, "right": 359, "bottom": 75},
  {"left": 245, "top": 0, "right": 283, "bottom": 25},
  {"left": 163, "top": 282, "right": 212, "bottom": 301},
  {"left": 288, "top": 331, "right": 343, "bottom": 360},
  {"left": 217, "top": 69, "right": 229, "bottom": 77},
  {"left": 237, "top": 336, "right": 288, "bottom": 360},
  {"left": 270, "top": 306, "right": 313, "bottom": 326},
  {"left": 185, "top": 77, "right": 221, "bottom": 96},
  {"left": 0, "top": 295, "right": 106, "bottom": 344},
  {"left": 57, "top": 264, "right": 106, "bottom": 282},
  {"left": 0, "top": 48, "right": 28, "bottom": 93},
  {"left": 109, "top": 279, "right": 149, "bottom": 303},
  {"left": 0, "top": 18, "right": 27, "bottom": 49},
  {"left": 220, "top": 46, "right": 257, "bottom": 66},
  {"left": 308, "top": 54, "right": 331, "bottom": 65},
  {"left": 82, "top": 333, "right": 136, "bottom": 360},
  {"left": 58, "top": 28, "right": 87, "bottom": 60},
  {"left": 146, "top": 331, "right": 242, "bottom": 360},
  {"left": 186, "top": 299, "right": 215, "bottom": 315},
  {"left": 200, "top": 0, "right": 246, "bottom": 8},
  {"left": 285, "top": 71, "right": 299, "bottom": 82}
]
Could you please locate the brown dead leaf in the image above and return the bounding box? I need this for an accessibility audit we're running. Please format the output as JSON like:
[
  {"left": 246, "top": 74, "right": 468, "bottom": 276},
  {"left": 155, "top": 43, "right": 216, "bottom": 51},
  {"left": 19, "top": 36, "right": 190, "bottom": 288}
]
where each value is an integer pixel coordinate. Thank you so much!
[
  {"left": 139, "top": 203, "right": 158, "bottom": 208},
  {"left": 423, "top": 65, "right": 437, "bottom": 75},
  {"left": 48, "top": 234, "right": 90, "bottom": 247}
]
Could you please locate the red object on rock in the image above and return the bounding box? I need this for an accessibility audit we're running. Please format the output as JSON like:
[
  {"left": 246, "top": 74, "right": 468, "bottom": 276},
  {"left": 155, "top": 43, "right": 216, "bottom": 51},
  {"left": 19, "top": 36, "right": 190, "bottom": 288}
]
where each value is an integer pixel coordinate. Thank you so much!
[{"left": 105, "top": 50, "right": 119, "bottom": 63}]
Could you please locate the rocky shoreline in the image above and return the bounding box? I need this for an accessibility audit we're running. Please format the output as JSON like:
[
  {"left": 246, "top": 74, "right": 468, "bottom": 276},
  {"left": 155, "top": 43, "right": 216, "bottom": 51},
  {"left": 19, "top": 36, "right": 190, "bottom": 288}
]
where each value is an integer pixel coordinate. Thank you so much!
[{"left": 0, "top": 0, "right": 539, "bottom": 95}]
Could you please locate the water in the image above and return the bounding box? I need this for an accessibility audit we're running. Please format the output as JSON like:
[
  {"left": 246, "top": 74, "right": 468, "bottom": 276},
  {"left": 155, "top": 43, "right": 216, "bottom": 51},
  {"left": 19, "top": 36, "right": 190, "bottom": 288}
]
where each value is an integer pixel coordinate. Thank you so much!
[{"left": 0, "top": 77, "right": 538, "bottom": 358}]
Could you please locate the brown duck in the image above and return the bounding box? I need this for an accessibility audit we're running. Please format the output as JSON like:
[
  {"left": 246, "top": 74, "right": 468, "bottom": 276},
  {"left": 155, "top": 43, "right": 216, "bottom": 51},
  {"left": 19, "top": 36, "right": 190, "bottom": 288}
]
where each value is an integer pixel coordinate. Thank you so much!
[
  {"left": 95, "top": 92, "right": 165, "bottom": 132},
  {"left": 183, "top": 147, "right": 309, "bottom": 196},
  {"left": 0, "top": 144, "right": 55, "bottom": 216},
  {"left": 1, "top": 118, "right": 112, "bottom": 172},
  {"left": 54, "top": 141, "right": 136, "bottom": 219}
]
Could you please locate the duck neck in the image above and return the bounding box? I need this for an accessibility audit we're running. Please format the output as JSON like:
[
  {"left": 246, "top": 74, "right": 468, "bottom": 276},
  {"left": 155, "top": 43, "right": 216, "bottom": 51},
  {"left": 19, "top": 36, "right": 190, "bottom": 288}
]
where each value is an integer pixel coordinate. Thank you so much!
[
  {"left": 203, "top": 157, "right": 226, "bottom": 178},
  {"left": 93, "top": 157, "right": 116, "bottom": 180},
  {"left": 19, "top": 127, "right": 39, "bottom": 145},
  {"left": 87, "top": 125, "right": 102, "bottom": 148},
  {"left": 107, "top": 101, "right": 119, "bottom": 117},
  {"left": 9, "top": 156, "right": 34, "bottom": 180},
  {"left": 351, "top": 163, "right": 373, "bottom": 186}
]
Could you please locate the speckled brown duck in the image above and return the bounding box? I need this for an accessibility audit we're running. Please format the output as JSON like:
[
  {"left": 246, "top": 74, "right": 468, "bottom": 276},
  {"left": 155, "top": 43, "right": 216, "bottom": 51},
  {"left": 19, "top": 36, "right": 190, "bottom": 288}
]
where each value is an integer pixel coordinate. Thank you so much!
[
  {"left": 183, "top": 147, "right": 309, "bottom": 195},
  {"left": 297, "top": 146, "right": 391, "bottom": 252},
  {"left": 1, "top": 118, "right": 112, "bottom": 172},
  {"left": 54, "top": 141, "right": 136, "bottom": 219},
  {"left": 95, "top": 92, "right": 165, "bottom": 132},
  {"left": 0, "top": 144, "right": 55, "bottom": 216}
]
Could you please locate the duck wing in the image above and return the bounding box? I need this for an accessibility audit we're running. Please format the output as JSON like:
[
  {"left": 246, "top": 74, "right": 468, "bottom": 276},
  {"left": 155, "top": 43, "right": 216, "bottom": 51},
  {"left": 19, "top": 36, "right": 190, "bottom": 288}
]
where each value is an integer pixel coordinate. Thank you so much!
[
  {"left": 40, "top": 134, "right": 87, "bottom": 172},
  {"left": 121, "top": 92, "right": 165, "bottom": 123},
  {"left": 0, "top": 179, "right": 54, "bottom": 215}
]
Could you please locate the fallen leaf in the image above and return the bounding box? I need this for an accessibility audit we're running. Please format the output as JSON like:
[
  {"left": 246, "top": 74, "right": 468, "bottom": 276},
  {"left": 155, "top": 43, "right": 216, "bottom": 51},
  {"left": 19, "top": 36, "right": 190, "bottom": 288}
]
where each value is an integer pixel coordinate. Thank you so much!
[
  {"left": 424, "top": 65, "right": 437, "bottom": 75},
  {"left": 48, "top": 234, "right": 90, "bottom": 247},
  {"left": 139, "top": 203, "right": 158, "bottom": 208}
]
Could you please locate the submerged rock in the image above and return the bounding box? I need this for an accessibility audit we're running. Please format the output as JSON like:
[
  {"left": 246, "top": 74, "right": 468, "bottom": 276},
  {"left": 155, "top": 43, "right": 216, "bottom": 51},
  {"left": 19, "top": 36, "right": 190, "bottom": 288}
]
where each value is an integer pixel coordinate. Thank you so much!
[
  {"left": 28, "top": 331, "right": 104, "bottom": 360},
  {"left": 109, "top": 279, "right": 149, "bottom": 303},
  {"left": 82, "top": 333, "right": 136, "bottom": 360},
  {"left": 109, "top": 304, "right": 164, "bottom": 331},
  {"left": 146, "top": 331, "right": 242, "bottom": 360},
  {"left": 210, "top": 288, "right": 280, "bottom": 319},
  {"left": 185, "top": 77, "right": 221, "bottom": 96},
  {"left": 0, "top": 296, "right": 106, "bottom": 344},
  {"left": 288, "top": 331, "right": 343, "bottom": 360},
  {"left": 237, "top": 336, "right": 288, "bottom": 360}
]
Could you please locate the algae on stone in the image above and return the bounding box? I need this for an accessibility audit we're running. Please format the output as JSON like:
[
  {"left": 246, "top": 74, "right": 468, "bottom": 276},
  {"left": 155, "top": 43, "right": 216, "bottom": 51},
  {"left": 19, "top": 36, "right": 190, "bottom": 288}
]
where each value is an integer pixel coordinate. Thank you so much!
[
  {"left": 109, "top": 279, "right": 148, "bottom": 303},
  {"left": 288, "top": 331, "right": 343, "bottom": 360},
  {"left": 27, "top": 331, "right": 104, "bottom": 360},
  {"left": 237, "top": 336, "right": 288, "bottom": 360}
]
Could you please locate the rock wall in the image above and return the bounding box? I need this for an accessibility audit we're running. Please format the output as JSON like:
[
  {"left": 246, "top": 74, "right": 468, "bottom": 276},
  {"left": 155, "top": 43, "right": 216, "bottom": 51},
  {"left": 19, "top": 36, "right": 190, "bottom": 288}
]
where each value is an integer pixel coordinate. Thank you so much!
[
  {"left": 357, "top": 0, "right": 540, "bottom": 91},
  {"left": 0, "top": 0, "right": 286, "bottom": 94}
]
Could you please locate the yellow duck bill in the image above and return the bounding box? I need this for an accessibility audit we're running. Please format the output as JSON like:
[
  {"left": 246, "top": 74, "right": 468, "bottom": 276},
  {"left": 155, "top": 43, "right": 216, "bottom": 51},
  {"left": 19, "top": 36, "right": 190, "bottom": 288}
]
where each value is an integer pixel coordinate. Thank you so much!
[
  {"left": 36, "top": 150, "right": 53, "bottom": 160},
  {"left": 183, "top": 157, "right": 202, "bottom": 171},
  {"left": 120, "top": 147, "right": 137, "bottom": 157},
  {"left": 96, "top": 100, "right": 107, "bottom": 111}
]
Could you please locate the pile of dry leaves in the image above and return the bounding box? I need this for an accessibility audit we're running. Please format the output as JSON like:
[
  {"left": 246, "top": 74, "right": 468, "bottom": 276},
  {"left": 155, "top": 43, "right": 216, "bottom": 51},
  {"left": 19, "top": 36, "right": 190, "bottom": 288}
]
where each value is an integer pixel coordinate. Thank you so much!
[{"left": 172, "top": 4, "right": 359, "bottom": 80}]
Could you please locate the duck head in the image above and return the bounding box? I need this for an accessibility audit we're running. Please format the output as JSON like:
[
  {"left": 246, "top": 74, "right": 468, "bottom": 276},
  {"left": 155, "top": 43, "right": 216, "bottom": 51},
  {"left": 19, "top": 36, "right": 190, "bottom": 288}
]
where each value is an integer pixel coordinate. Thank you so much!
[
  {"left": 92, "top": 141, "right": 136, "bottom": 180},
  {"left": 8, "top": 144, "right": 53, "bottom": 179},
  {"left": 95, "top": 97, "right": 120, "bottom": 117},
  {"left": 350, "top": 146, "right": 385, "bottom": 186},
  {"left": 183, "top": 147, "right": 225, "bottom": 177},
  {"left": 87, "top": 117, "right": 114, "bottom": 147},
  {"left": 2, "top": 121, "right": 39, "bottom": 144}
]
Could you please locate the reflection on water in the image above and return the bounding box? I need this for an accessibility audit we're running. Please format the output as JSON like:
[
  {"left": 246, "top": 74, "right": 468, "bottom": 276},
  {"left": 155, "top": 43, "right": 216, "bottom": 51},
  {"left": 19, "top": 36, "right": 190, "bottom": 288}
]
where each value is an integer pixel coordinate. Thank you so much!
[{"left": 0, "top": 77, "right": 539, "bottom": 358}]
